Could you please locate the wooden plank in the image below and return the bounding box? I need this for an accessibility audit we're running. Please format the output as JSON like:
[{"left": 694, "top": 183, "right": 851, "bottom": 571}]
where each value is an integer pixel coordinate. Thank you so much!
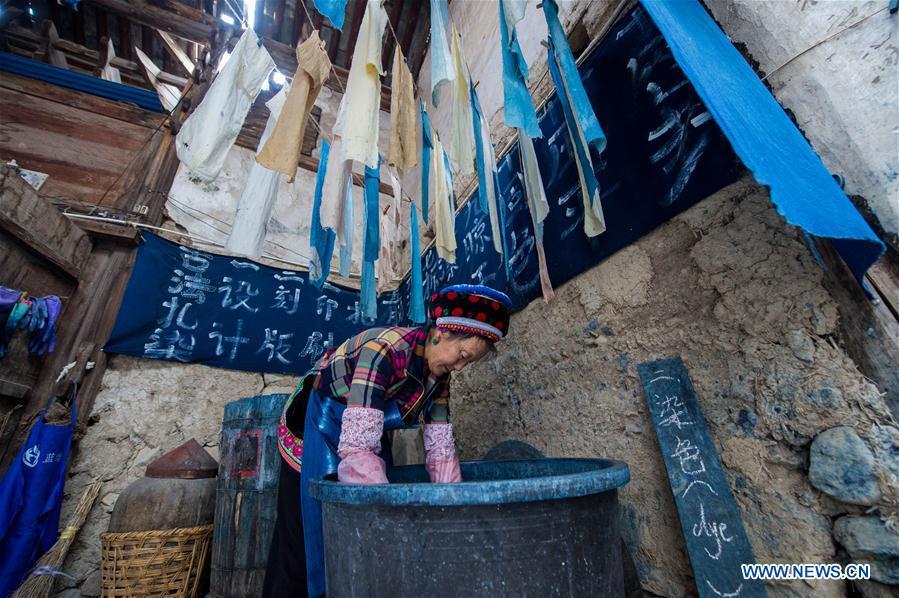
[
  {"left": 866, "top": 259, "right": 899, "bottom": 322},
  {"left": 70, "top": 217, "right": 142, "bottom": 244},
  {"left": 0, "top": 165, "right": 92, "bottom": 278},
  {"left": 815, "top": 239, "right": 899, "bottom": 419},
  {"left": 0, "top": 84, "right": 158, "bottom": 206},
  {"left": 637, "top": 357, "right": 767, "bottom": 598},
  {"left": 0, "top": 379, "right": 29, "bottom": 400},
  {"left": 0, "top": 68, "right": 165, "bottom": 130}
]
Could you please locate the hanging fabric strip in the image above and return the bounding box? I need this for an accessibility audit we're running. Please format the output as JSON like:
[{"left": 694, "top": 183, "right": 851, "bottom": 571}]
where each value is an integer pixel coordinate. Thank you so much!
[
  {"left": 175, "top": 29, "right": 274, "bottom": 181},
  {"left": 494, "top": 168, "right": 512, "bottom": 279},
  {"left": 471, "top": 85, "right": 503, "bottom": 256},
  {"left": 449, "top": 25, "right": 475, "bottom": 174},
  {"left": 338, "top": 175, "right": 354, "bottom": 277},
  {"left": 420, "top": 102, "right": 433, "bottom": 224},
  {"left": 388, "top": 46, "right": 419, "bottom": 174},
  {"left": 360, "top": 158, "right": 380, "bottom": 319},
  {"left": 336, "top": 0, "right": 388, "bottom": 168},
  {"left": 378, "top": 167, "right": 404, "bottom": 291},
  {"left": 543, "top": 0, "right": 606, "bottom": 153},
  {"left": 546, "top": 37, "right": 606, "bottom": 237},
  {"left": 519, "top": 134, "right": 554, "bottom": 302},
  {"left": 429, "top": 0, "right": 455, "bottom": 107},
  {"left": 321, "top": 95, "right": 352, "bottom": 235},
  {"left": 408, "top": 202, "right": 426, "bottom": 323},
  {"left": 225, "top": 86, "right": 289, "bottom": 257},
  {"left": 257, "top": 31, "right": 332, "bottom": 181},
  {"left": 363, "top": 157, "right": 381, "bottom": 263},
  {"left": 470, "top": 86, "right": 489, "bottom": 214},
  {"left": 313, "top": 0, "right": 349, "bottom": 30},
  {"left": 310, "top": 141, "right": 336, "bottom": 288},
  {"left": 432, "top": 137, "right": 456, "bottom": 263},
  {"left": 498, "top": 0, "right": 541, "bottom": 138}
]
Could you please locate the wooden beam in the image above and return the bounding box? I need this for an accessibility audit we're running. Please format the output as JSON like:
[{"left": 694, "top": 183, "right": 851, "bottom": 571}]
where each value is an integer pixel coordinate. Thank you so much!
[
  {"left": 84, "top": 1, "right": 392, "bottom": 109},
  {"left": 69, "top": 217, "right": 142, "bottom": 244},
  {"left": 86, "top": 0, "right": 218, "bottom": 46},
  {"left": 0, "top": 165, "right": 93, "bottom": 279},
  {"left": 815, "top": 239, "right": 899, "bottom": 419},
  {"left": 0, "top": 69, "right": 165, "bottom": 130}
]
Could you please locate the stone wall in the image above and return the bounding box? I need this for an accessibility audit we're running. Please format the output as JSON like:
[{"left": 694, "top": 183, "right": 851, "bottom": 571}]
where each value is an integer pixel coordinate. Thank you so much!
[
  {"left": 54, "top": 356, "right": 296, "bottom": 596},
  {"left": 450, "top": 178, "right": 899, "bottom": 597}
]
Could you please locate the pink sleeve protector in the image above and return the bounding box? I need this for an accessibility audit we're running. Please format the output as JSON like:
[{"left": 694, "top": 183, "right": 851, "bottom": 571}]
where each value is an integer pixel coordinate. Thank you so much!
[
  {"left": 337, "top": 407, "right": 389, "bottom": 484},
  {"left": 423, "top": 424, "right": 462, "bottom": 483}
]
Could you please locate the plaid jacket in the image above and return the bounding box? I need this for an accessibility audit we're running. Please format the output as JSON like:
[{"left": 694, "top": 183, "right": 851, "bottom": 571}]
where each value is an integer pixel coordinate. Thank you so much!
[{"left": 313, "top": 326, "right": 450, "bottom": 425}]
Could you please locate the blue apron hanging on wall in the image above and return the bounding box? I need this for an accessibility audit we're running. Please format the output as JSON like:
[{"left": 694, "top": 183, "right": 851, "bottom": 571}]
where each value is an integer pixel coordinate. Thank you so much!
[{"left": 0, "top": 389, "right": 76, "bottom": 597}]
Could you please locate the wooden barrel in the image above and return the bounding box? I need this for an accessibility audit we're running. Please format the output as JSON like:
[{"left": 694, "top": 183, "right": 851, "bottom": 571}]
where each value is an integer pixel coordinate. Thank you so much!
[{"left": 211, "top": 394, "right": 288, "bottom": 597}]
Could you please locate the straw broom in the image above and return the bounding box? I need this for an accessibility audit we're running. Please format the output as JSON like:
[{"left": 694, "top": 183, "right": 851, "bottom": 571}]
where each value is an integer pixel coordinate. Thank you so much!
[{"left": 14, "top": 480, "right": 102, "bottom": 598}]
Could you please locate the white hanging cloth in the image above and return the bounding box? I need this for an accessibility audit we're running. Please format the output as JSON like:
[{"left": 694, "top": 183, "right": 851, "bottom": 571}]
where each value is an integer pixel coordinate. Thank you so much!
[
  {"left": 449, "top": 25, "right": 475, "bottom": 175},
  {"left": 175, "top": 30, "right": 275, "bottom": 181},
  {"left": 333, "top": 0, "right": 388, "bottom": 169},
  {"left": 224, "top": 85, "right": 289, "bottom": 258}
]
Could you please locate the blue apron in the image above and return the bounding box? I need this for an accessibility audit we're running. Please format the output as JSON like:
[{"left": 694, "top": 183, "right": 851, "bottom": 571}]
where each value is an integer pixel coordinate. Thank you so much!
[
  {"left": 0, "top": 389, "right": 76, "bottom": 597},
  {"left": 300, "top": 390, "right": 408, "bottom": 597}
]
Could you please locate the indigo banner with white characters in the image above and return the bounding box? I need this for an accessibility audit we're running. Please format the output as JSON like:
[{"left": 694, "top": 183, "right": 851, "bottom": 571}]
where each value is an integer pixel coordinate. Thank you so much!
[{"left": 104, "top": 233, "right": 409, "bottom": 374}]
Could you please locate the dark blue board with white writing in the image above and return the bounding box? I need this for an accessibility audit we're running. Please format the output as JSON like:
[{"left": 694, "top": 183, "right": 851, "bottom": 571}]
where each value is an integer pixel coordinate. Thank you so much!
[
  {"left": 104, "top": 5, "right": 740, "bottom": 373},
  {"left": 637, "top": 357, "right": 766, "bottom": 598}
]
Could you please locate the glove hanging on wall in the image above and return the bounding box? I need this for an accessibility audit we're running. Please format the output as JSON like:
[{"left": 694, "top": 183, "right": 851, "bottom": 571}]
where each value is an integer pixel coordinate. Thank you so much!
[{"left": 0, "top": 286, "right": 61, "bottom": 358}]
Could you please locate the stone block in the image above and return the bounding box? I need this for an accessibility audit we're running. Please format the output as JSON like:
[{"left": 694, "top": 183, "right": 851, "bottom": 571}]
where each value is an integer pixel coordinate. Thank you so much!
[
  {"left": 808, "top": 427, "right": 881, "bottom": 506},
  {"left": 833, "top": 516, "right": 899, "bottom": 585}
]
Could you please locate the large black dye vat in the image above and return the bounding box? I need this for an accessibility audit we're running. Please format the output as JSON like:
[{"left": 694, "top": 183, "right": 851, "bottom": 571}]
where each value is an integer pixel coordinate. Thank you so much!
[{"left": 309, "top": 458, "right": 630, "bottom": 597}]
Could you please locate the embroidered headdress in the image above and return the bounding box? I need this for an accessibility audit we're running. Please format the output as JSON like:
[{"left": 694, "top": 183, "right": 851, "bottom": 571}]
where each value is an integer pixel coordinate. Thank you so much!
[{"left": 428, "top": 284, "right": 512, "bottom": 343}]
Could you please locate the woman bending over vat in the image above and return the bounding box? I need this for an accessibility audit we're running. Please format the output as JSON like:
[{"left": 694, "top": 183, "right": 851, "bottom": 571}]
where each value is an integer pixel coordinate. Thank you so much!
[{"left": 262, "top": 284, "right": 513, "bottom": 597}]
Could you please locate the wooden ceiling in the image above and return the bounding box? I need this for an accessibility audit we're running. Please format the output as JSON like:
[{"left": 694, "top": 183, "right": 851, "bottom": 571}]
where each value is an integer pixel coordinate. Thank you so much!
[{"left": 1, "top": 0, "right": 430, "bottom": 158}]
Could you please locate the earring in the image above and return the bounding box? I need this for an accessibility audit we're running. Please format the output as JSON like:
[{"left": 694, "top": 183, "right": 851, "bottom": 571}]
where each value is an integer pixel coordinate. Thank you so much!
[{"left": 431, "top": 338, "right": 440, "bottom": 345}]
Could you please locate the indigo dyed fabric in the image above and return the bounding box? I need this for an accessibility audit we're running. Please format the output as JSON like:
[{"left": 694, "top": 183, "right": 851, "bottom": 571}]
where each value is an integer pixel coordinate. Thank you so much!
[
  {"left": 498, "top": 0, "right": 541, "bottom": 138},
  {"left": 544, "top": 0, "right": 606, "bottom": 152}
]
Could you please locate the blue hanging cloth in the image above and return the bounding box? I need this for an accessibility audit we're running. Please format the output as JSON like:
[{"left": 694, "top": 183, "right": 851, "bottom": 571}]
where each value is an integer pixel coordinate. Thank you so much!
[
  {"left": 408, "top": 202, "right": 426, "bottom": 323},
  {"left": 429, "top": 0, "right": 454, "bottom": 106},
  {"left": 543, "top": 0, "right": 606, "bottom": 153},
  {"left": 498, "top": 0, "right": 542, "bottom": 138},
  {"left": 0, "top": 388, "right": 76, "bottom": 596},
  {"left": 309, "top": 140, "right": 336, "bottom": 288},
  {"left": 470, "top": 83, "right": 489, "bottom": 215},
  {"left": 420, "top": 102, "right": 433, "bottom": 224},
  {"left": 312, "top": 0, "right": 349, "bottom": 30},
  {"left": 547, "top": 35, "right": 603, "bottom": 228},
  {"left": 360, "top": 157, "right": 381, "bottom": 320}
]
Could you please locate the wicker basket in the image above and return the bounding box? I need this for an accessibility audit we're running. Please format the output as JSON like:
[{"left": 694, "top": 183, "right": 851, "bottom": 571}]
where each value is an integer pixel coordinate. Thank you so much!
[{"left": 100, "top": 525, "right": 213, "bottom": 597}]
